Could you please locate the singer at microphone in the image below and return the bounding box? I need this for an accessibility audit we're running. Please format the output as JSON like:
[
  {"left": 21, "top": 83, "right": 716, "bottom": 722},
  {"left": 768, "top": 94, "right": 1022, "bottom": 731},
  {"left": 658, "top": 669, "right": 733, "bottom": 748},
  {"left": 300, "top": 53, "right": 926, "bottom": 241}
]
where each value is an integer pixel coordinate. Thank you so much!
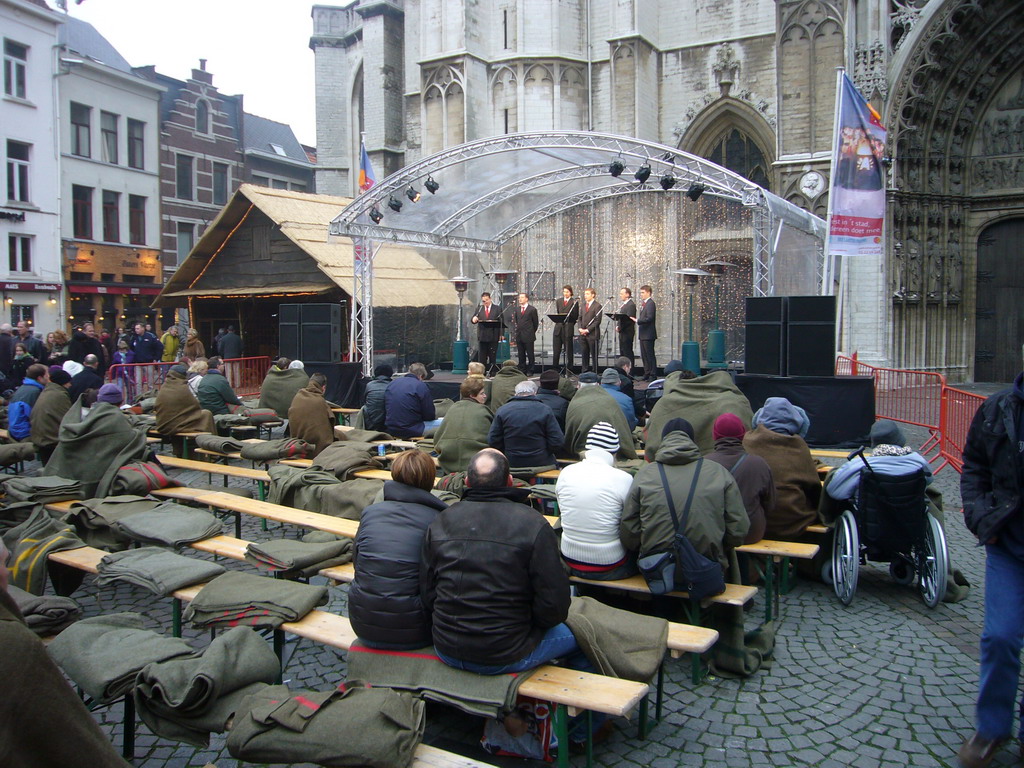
[
  {"left": 578, "top": 287, "right": 602, "bottom": 373},
  {"left": 614, "top": 286, "right": 636, "bottom": 367}
]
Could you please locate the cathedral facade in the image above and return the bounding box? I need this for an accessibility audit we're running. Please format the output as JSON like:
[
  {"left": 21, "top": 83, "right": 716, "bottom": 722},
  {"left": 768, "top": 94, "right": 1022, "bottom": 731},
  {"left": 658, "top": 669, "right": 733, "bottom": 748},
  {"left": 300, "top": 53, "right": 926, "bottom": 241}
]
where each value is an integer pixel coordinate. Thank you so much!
[{"left": 311, "top": 0, "right": 1024, "bottom": 382}]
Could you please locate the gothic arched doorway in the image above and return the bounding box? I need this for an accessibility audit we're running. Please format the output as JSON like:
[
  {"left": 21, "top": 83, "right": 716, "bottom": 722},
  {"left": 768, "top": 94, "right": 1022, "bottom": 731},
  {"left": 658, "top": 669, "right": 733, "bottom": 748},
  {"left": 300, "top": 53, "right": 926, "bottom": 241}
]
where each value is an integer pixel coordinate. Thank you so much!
[{"left": 975, "top": 218, "right": 1024, "bottom": 383}]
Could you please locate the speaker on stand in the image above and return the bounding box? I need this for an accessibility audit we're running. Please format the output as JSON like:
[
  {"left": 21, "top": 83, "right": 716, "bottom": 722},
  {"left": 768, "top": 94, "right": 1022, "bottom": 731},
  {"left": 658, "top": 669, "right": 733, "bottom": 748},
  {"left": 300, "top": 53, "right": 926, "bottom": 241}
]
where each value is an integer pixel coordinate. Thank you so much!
[{"left": 279, "top": 303, "right": 343, "bottom": 363}]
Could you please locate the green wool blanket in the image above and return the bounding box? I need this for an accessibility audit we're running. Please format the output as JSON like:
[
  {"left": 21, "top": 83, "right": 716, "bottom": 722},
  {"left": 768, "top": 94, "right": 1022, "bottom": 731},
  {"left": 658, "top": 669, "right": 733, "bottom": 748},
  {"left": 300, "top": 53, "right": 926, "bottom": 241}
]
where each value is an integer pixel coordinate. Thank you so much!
[
  {"left": 96, "top": 547, "right": 226, "bottom": 596},
  {"left": 112, "top": 502, "right": 223, "bottom": 548},
  {"left": 645, "top": 370, "right": 754, "bottom": 457},
  {"left": 183, "top": 571, "right": 328, "bottom": 630},
  {"left": 564, "top": 386, "right": 638, "bottom": 460},
  {"left": 6, "top": 584, "right": 81, "bottom": 636},
  {"left": 565, "top": 596, "right": 667, "bottom": 683},
  {"left": 244, "top": 538, "right": 353, "bottom": 579}
]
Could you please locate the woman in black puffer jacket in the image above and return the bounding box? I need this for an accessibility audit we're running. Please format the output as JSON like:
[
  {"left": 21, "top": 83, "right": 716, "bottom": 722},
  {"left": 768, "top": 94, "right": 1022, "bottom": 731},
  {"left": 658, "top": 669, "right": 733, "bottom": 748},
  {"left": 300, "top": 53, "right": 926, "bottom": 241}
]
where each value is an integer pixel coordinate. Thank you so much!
[{"left": 349, "top": 450, "right": 446, "bottom": 649}]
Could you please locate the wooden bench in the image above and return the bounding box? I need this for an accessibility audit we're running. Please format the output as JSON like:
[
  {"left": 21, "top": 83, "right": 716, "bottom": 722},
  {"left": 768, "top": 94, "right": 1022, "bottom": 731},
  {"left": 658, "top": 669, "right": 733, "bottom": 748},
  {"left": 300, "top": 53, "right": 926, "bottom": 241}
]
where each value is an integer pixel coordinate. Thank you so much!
[
  {"left": 331, "top": 407, "right": 361, "bottom": 425},
  {"left": 735, "top": 539, "right": 820, "bottom": 621},
  {"left": 146, "top": 430, "right": 210, "bottom": 460},
  {"left": 156, "top": 455, "right": 271, "bottom": 501},
  {"left": 46, "top": 544, "right": 657, "bottom": 768}
]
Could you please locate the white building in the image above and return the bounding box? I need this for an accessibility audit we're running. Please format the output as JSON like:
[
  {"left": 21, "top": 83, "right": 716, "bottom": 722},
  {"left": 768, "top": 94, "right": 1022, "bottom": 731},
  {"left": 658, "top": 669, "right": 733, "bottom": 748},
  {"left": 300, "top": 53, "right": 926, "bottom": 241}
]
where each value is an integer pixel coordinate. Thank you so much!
[
  {"left": 1, "top": 0, "right": 63, "bottom": 333},
  {"left": 57, "top": 16, "right": 164, "bottom": 332}
]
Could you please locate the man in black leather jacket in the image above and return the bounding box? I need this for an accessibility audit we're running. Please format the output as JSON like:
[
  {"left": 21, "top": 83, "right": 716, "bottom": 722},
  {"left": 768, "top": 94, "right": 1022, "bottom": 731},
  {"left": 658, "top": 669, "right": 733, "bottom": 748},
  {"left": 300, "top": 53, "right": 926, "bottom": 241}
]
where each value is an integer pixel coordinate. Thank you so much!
[
  {"left": 420, "top": 448, "right": 573, "bottom": 672},
  {"left": 958, "top": 372, "right": 1024, "bottom": 768}
]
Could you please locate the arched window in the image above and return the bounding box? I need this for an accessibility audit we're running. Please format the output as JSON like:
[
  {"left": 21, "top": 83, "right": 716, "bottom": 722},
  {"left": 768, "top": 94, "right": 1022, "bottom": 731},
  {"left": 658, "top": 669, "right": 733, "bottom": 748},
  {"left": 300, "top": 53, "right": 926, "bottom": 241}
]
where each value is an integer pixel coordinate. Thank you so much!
[
  {"left": 195, "top": 100, "right": 210, "bottom": 134},
  {"left": 708, "top": 128, "right": 770, "bottom": 190}
]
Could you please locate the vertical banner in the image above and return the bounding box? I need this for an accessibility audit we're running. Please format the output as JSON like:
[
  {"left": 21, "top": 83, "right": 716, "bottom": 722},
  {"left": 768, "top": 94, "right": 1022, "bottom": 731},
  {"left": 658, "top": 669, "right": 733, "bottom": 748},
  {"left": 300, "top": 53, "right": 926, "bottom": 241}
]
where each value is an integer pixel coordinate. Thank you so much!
[{"left": 828, "top": 74, "right": 887, "bottom": 257}]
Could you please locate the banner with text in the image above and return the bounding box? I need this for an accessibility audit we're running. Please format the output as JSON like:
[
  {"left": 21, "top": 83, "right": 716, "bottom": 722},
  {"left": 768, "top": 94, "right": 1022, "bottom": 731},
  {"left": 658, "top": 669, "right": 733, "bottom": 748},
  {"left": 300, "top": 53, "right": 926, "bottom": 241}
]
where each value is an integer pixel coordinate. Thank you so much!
[{"left": 828, "top": 74, "right": 887, "bottom": 257}]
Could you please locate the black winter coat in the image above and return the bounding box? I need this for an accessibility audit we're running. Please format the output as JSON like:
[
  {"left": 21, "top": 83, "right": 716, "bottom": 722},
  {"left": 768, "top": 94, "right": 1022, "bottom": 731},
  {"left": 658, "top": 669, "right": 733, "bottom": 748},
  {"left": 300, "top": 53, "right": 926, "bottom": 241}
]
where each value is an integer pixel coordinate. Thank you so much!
[
  {"left": 535, "top": 388, "right": 568, "bottom": 430},
  {"left": 362, "top": 375, "right": 391, "bottom": 432},
  {"left": 488, "top": 395, "right": 564, "bottom": 468},
  {"left": 349, "top": 481, "right": 448, "bottom": 649},
  {"left": 962, "top": 379, "right": 1024, "bottom": 547},
  {"left": 420, "top": 486, "right": 570, "bottom": 665}
]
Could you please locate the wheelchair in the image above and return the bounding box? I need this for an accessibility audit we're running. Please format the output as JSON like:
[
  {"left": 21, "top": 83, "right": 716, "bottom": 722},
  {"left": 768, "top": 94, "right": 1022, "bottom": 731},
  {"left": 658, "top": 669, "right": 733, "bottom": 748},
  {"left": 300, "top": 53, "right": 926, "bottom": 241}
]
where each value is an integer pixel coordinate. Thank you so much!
[{"left": 831, "top": 448, "right": 948, "bottom": 608}]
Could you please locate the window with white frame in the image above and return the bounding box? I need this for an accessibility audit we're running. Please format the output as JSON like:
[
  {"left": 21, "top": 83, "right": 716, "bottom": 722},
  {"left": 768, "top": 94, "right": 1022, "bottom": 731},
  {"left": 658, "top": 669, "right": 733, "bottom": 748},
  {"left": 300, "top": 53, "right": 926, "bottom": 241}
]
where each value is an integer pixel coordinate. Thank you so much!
[
  {"left": 5, "top": 141, "right": 29, "bottom": 203},
  {"left": 11, "top": 305, "right": 34, "bottom": 327},
  {"left": 212, "top": 162, "right": 229, "bottom": 205},
  {"left": 70, "top": 102, "right": 91, "bottom": 157},
  {"left": 127, "top": 118, "right": 145, "bottom": 169},
  {"left": 176, "top": 221, "right": 194, "bottom": 264},
  {"left": 128, "top": 195, "right": 146, "bottom": 245},
  {"left": 3, "top": 40, "right": 27, "bottom": 99},
  {"left": 7, "top": 234, "right": 31, "bottom": 273},
  {"left": 102, "top": 190, "right": 120, "bottom": 242},
  {"left": 175, "top": 154, "right": 193, "bottom": 200},
  {"left": 101, "top": 111, "right": 118, "bottom": 164}
]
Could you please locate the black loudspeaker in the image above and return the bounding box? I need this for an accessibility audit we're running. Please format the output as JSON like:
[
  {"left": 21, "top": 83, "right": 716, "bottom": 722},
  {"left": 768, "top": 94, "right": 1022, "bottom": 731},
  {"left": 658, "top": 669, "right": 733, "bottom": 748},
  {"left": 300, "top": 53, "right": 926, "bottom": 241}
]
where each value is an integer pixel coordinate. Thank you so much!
[
  {"left": 279, "top": 303, "right": 342, "bottom": 363},
  {"left": 786, "top": 296, "right": 836, "bottom": 377},
  {"left": 744, "top": 297, "right": 787, "bottom": 375}
]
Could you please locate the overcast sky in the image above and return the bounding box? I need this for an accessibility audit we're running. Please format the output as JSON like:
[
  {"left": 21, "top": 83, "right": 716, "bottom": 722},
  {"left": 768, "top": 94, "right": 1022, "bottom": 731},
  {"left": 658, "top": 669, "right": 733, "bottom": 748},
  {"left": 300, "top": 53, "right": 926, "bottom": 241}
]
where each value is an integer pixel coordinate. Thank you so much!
[{"left": 66, "top": 0, "right": 318, "bottom": 146}]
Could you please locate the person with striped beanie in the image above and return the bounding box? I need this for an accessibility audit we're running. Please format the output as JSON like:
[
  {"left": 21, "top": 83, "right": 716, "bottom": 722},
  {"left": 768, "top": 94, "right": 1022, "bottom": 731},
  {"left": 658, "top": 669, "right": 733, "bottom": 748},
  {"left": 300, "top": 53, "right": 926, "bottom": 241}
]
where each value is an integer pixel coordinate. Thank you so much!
[{"left": 555, "top": 422, "right": 636, "bottom": 580}]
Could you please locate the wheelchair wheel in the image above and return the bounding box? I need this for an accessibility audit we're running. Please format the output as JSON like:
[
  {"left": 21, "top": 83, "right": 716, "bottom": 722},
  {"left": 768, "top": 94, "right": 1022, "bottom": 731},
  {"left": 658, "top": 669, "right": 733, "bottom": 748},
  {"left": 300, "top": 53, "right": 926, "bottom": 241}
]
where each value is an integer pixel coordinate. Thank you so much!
[
  {"left": 918, "top": 515, "right": 948, "bottom": 609},
  {"left": 889, "top": 558, "right": 915, "bottom": 586},
  {"left": 832, "top": 510, "right": 859, "bottom": 606}
]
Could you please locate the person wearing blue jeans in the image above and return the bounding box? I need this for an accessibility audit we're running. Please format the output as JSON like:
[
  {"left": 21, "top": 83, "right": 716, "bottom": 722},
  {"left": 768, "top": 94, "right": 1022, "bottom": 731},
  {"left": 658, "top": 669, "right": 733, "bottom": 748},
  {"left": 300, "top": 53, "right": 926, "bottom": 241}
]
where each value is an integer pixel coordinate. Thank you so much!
[
  {"left": 958, "top": 371, "right": 1024, "bottom": 768},
  {"left": 422, "top": 449, "right": 605, "bottom": 746}
]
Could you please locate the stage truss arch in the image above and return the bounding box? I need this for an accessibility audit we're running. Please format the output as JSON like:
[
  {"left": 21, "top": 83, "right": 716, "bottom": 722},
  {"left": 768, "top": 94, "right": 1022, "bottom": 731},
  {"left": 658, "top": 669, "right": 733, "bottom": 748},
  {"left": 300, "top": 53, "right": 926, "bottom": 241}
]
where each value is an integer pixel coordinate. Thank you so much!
[{"left": 329, "top": 131, "right": 825, "bottom": 373}]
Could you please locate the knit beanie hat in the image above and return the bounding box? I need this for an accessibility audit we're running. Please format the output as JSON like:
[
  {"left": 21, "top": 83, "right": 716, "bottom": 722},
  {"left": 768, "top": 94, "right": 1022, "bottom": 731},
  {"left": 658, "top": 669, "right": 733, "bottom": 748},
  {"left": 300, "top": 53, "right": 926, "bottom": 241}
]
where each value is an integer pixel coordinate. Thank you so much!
[
  {"left": 169, "top": 363, "right": 189, "bottom": 376},
  {"left": 538, "top": 369, "right": 560, "bottom": 389},
  {"left": 600, "top": 368, "right": 620, "bottom": 387},
  {"left": 662, "top": 417, "right": 695, "bottom": 441},
  {"left": 96, "top": 383, "right": 124, "bottom": 404},
  {"left": 48, "top": 365, "right": 64, "bottom": 378},
  {"left": 713, "top": 413, "right": 747, "bottom": 441},
  {"left": 869, "top": 419, "right": 906, "bottom": 448},
  {"left": 62, "top": 360, "right": 84, "bottom": 378},
  {"left": 585, "top": 422, "right": 620, "bottom": 453},
  {"left": 663, "top": 360, "right": 684, "bottom": 376},
  {"left": 50, "top": 370, "right": 71, "bottom": 386},
  {"left": 578, "top": 372, "right": 600, "bottom": 384}
]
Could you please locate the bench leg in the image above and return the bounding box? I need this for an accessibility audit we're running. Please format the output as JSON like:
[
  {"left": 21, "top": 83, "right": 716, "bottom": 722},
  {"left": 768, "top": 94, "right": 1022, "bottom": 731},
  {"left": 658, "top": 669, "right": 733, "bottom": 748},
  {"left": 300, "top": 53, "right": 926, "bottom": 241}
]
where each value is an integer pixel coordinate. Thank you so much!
[
  {"left": 553, "top": 704, "right": 570, "bottom": 768},
  {"left": 779, "top": 556, "right": 794, "bottom": 595},
  {"left": 273, "top": 629, "right": 285, "bottom": 683},
  {"left": 235, "top": 511, "right": 241, "bottom": 539},
  {"left": 258, "top": 480, "right": 267, "bottom": 502},
  {"left": 122, "top": 694, "right": 135, "bottom": 762},
  {"left": 763, "top": 556, "right": 776, "bottom": 624},
  {"left": 172, "top": 598, "right": 182, "bottom": 638}
]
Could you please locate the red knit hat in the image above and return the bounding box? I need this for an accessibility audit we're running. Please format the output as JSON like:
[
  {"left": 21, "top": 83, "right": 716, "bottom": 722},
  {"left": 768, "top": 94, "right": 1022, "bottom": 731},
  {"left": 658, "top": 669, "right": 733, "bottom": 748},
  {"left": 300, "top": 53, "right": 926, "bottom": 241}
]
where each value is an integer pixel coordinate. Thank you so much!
[{"left": 713, "top": 412, "right": 746, "bottom": 441}]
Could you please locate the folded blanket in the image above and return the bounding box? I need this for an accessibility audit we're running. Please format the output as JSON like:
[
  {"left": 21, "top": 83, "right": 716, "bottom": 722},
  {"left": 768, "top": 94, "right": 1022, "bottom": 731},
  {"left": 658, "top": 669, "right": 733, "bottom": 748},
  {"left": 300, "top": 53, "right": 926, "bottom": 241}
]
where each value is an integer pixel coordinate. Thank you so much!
[
  {"left": 96, "top": 547, "right": 226, "bottom": 595},
  {"left": 317, "top": 479, "right": 385, "bottom": 521},
  {"left": 565, "top": 596, "right": 667, "bottom": 683},
  {"left": 182, "top": 571, "right": 328, "bottom": 630},
  {"left": 7, "top": 506, "right": 85, "bottom": 594},
  {"left": 109, "top": 461, "right": 182, "bottom": 496},
  {"left": 347, "top": 642, "right": 523, "bottom": 719},
  {"left": 134, "top": 626, "right": 280, "bottom": 746},
  {"left": 311, "top": 443, "right": 383, "bottom": 481},
  {"left": 226, "top": 682, "right": 425, "bottom": 768},
  {"left": 47, "top": 612, "right": 196, "bottom": 703},
  {"left": 193, "top": 435, "right": 244, "bottom": 454},
  {"left": 3, "top": 475, "right": 83, "bottom": 503},
  {"left": 6, "top": 584, "right": 81, "bottom": 636},
  {"left": 65, "top": 495, "right": 163, "bottom": 550},
  {"left": 240, "top": 438, "right": 313, "bottom": 462},
  {"left": 0, "top": 441, "right": 35, "bottom": 466},
  {"left": 267, "top": 465, "right": 340, "bottom": 509},
  {"left": 113, "top": 502, "right": 223, "bottom": 548},
  {"left": 244, "top": 538, "right": 352, "bottom": 579},
  {"left": 338, "top": 428, "right": 392, "bottom": 443},
  {"left": 214, "top": 414, "right": 250, "bottom": 430}
]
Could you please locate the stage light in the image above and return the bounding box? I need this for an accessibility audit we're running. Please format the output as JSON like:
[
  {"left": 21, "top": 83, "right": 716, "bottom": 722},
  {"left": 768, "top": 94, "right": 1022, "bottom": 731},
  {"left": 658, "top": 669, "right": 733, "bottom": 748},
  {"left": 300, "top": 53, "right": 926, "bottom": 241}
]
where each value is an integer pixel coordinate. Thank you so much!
[
  {"left": 659, "top": 174, "right": 676, "bottom": 190},
  {"left": 609, "top": 159, "right": 625, "bottom": 177},
  {"left": 424, "top": 176, "right": 440, "bottom": 194},
  {"left": 388, "top": 196, "right": 403, "bottom": 213},
  {"left": 686, "top": 183, "right": 706, "bottom": 201},
  {"left": 406, "top": 186, "right": 421, "bottom": 203},
  {"left": 634, "top": 163, "right": 651, "bottom": 183},
  {"left": 369, "top": 206, "right": 384, "bottom": 224}
]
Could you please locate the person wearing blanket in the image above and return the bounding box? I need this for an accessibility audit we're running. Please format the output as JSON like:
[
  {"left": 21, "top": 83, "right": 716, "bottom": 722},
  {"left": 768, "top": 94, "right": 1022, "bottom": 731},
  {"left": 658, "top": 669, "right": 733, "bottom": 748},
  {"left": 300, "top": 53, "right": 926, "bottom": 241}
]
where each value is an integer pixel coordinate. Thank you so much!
[
  {"left": 350, "top": 451, "right": 448, "bottom": 649},
  {"left": 421, "top": 448, "right": 607, "bottom": 744},
  {"left": 0, "top": 539, "right": 131, "bottom": 767}
]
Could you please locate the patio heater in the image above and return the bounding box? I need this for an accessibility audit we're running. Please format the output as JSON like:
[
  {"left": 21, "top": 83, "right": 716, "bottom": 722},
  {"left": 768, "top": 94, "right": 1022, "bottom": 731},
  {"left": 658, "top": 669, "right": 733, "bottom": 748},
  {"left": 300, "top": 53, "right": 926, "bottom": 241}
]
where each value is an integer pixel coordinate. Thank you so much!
[
  {"left": 674, "top": 268, "right": 710, "bottom": 375},
  {"left": 701, "top": 260, "right": 737, "bottom": 370},
  {"left": 448, "top": 275, "right": 476, "bottom": 374},
  {"left": 485, "top": 269, "right": 516, "bottom": 363}
]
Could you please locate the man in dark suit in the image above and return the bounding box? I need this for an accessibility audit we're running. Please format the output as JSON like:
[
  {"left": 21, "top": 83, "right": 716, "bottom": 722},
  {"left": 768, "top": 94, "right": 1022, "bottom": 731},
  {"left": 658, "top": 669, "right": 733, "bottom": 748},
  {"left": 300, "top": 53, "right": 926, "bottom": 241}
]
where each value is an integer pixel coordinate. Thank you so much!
[
  {"left": 615, "top": 287, "right": 636, "bottom": 367},
  {"left": 578, "top": 288, "right": 602, "bottom": 373},
  {"left": 552, "top": 285, "right": 579, "bottom": 372},
  {"left": 511, "top": 292, "right": 539, "bottom": 375},
  {"left": 471, "top": 291, "right": 502, "bottom": 375},
  {"left": 633, "top": 284, "right": 658, "bottom": 380}
]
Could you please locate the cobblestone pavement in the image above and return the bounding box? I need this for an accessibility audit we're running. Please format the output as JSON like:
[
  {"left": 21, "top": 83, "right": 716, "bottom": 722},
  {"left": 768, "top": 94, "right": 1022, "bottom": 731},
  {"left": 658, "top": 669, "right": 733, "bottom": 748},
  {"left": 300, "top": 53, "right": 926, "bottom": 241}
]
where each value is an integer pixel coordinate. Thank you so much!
[{"left": 27, "top": 413, "right": 1017, "bottom": 768}]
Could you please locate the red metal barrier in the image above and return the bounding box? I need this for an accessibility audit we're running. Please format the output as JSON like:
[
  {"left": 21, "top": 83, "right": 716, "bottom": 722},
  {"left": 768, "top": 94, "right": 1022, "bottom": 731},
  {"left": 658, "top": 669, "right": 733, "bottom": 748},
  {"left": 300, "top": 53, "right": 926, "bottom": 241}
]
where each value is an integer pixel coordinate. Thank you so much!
[
  {"left": 106, "top": 356, "right": 271, "bottom": 403},
  {"left": 835, "top": 354, "right": 945, "bottom": 457},
  {"left": 935, "top": 386, "right": 986, "bottom": 475}
]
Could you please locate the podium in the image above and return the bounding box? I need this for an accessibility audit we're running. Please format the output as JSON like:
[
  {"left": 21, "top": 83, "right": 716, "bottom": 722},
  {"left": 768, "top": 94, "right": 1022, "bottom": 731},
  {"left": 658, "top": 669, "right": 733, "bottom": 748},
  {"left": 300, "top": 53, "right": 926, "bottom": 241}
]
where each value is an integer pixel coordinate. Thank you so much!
[{"left": 548, "top": 313, "right": 575, "bottom": 375}]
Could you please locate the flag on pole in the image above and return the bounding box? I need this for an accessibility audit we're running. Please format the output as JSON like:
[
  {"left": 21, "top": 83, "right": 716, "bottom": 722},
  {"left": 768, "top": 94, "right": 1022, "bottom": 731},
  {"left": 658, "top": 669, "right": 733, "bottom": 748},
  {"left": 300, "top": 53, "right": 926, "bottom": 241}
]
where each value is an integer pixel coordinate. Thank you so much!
[
  {"left": 358, "top": 142, "right": 376, "bottom": 193},
  {"left": 827, "top": 74, "right": 887, "bottom": 257}
]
